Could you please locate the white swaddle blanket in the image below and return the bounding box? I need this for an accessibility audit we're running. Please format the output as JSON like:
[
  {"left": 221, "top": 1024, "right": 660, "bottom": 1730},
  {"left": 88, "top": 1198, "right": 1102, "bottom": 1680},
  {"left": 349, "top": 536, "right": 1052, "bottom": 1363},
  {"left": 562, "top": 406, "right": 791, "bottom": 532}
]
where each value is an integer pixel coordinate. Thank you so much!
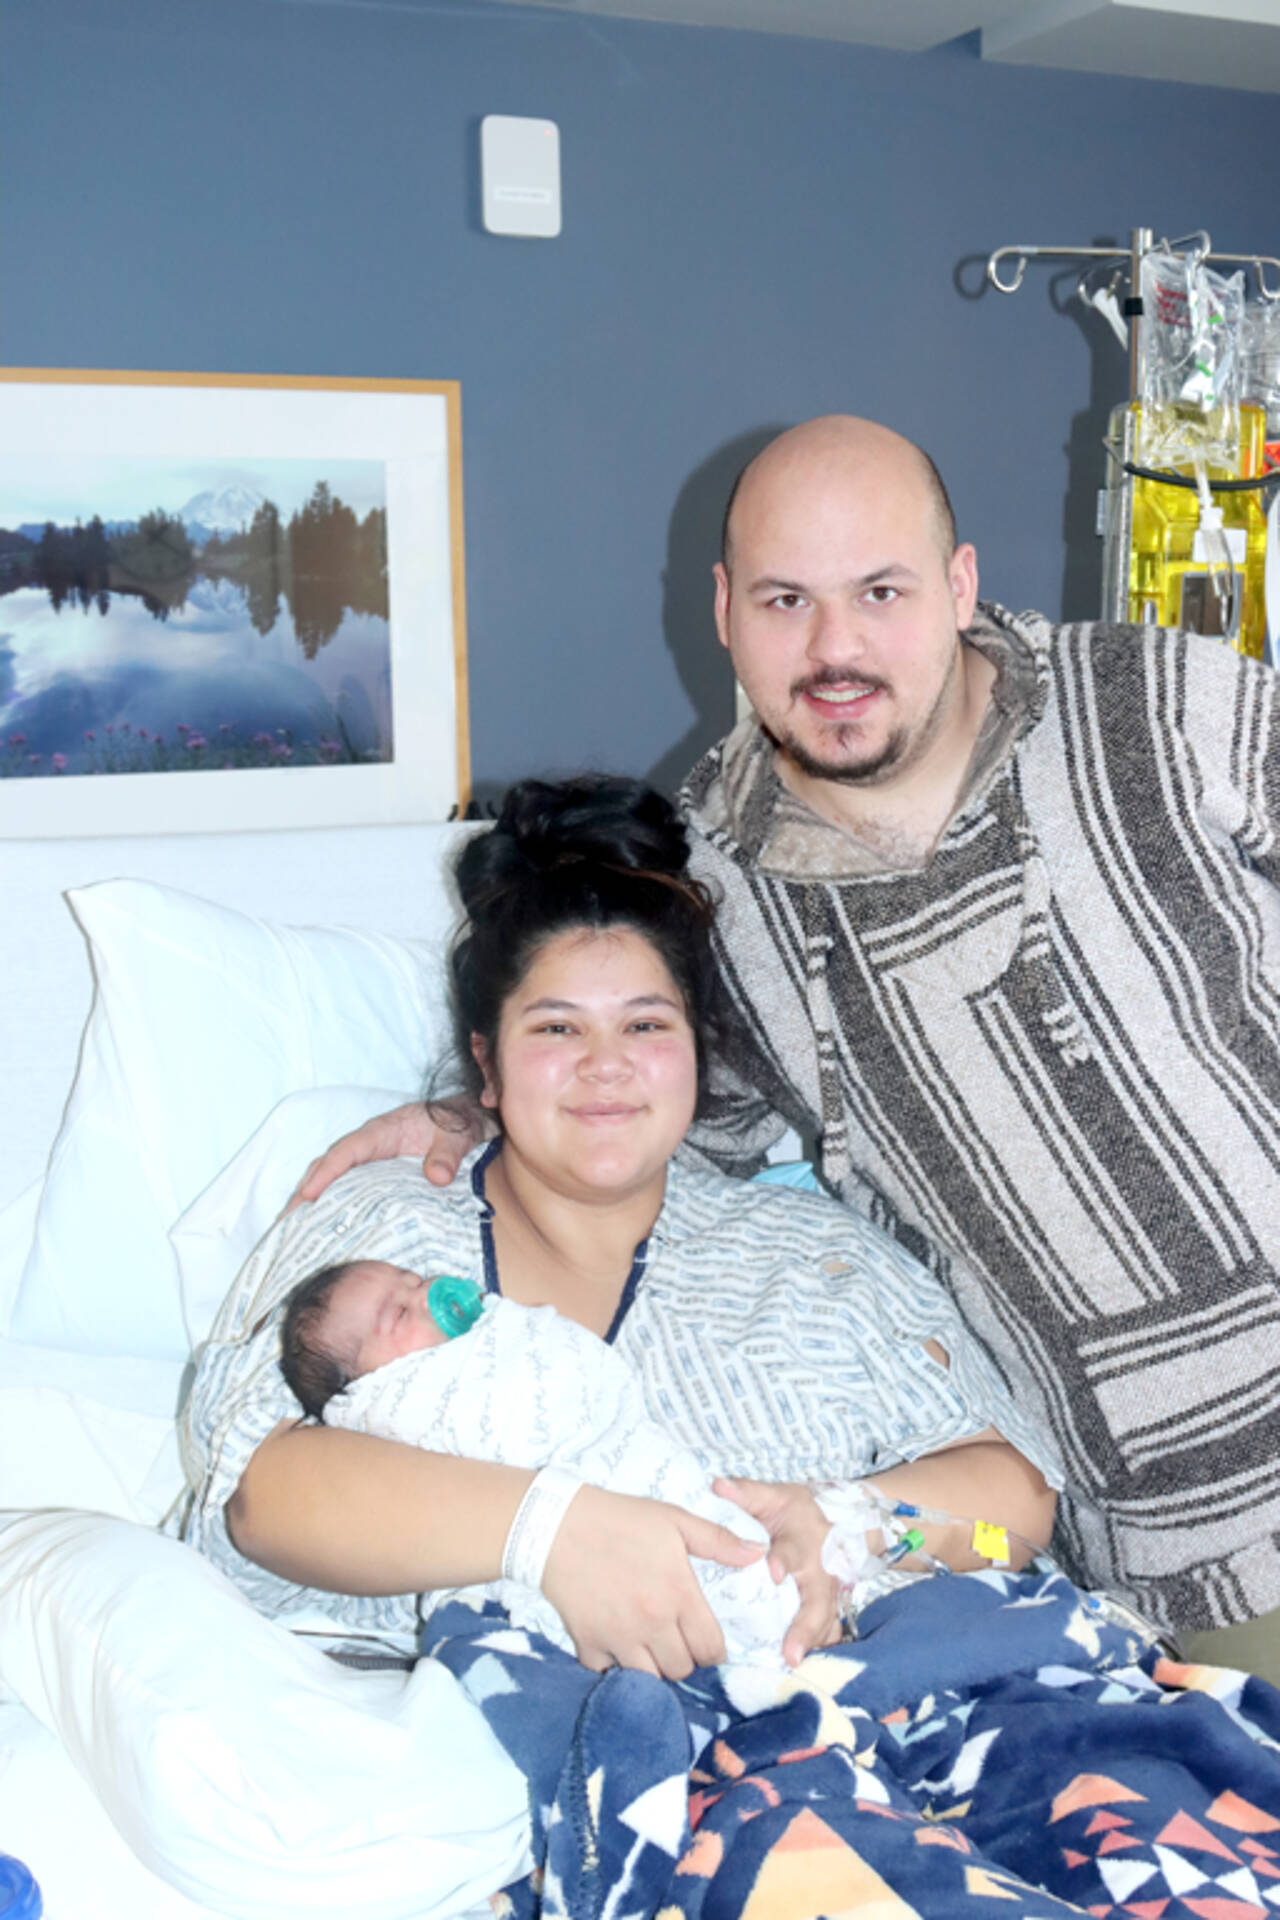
[{"left": 325, "top": 1296, "right": 797, "bottom": 1665}]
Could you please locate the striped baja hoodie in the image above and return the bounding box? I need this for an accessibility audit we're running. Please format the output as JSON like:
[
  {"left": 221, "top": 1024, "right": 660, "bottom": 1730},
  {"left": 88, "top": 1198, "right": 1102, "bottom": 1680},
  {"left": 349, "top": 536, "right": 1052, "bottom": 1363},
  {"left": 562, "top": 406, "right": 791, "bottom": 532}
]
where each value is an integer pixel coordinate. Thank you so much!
[{"left": 681, "top": 602, "right": 1280, "bottom": 1635}]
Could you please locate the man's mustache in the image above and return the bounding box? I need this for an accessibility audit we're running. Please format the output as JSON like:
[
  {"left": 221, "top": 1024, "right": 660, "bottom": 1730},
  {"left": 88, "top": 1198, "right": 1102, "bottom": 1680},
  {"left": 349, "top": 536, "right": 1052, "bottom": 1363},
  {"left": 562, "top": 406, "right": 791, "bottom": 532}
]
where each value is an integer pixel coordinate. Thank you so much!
[{"left": 790, "top": 669, "right": 890, "bottom": 700}]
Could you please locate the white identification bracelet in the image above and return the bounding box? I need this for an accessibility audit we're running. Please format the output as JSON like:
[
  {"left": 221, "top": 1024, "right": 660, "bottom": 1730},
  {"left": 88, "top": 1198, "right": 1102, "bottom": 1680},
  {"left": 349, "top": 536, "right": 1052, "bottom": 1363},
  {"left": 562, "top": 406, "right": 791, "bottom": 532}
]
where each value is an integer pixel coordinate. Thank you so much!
[{"left": 501, "top": 1467, "right": 585, "bottom": 1591}]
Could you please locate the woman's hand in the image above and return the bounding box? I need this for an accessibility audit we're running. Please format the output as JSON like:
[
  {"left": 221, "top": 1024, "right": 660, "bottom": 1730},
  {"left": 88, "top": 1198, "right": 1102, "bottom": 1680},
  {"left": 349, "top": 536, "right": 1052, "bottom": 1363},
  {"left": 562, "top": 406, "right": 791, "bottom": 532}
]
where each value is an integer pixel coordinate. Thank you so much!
[
  {"left": 289, "top": 1099, "right": 493, "bottom": 1207},
  {"left": 714, "top": 1477, "right": 841, "bottom": 1668},
  {"left": 541, "top": 1484, "right": 764, "bottom": 1681}
]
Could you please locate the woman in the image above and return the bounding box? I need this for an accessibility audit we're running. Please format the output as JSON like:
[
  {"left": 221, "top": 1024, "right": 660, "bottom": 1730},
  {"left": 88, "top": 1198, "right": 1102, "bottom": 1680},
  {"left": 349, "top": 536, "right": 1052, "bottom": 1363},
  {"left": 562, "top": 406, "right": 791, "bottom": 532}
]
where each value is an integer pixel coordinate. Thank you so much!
[
  {"left": 181, "top": 774, "right": 1056, "bottom": 1677},
  {"left": 179, "top": 779, "right": 1280, "bottom": 1920}
]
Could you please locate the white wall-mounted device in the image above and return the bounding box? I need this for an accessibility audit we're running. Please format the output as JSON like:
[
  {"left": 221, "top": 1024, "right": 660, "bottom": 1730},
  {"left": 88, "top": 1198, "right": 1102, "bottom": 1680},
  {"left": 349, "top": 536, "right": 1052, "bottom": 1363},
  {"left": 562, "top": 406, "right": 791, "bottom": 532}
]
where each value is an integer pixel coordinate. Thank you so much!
[{"left": 480, "top": 115, "right": 561, "bottom": 238}]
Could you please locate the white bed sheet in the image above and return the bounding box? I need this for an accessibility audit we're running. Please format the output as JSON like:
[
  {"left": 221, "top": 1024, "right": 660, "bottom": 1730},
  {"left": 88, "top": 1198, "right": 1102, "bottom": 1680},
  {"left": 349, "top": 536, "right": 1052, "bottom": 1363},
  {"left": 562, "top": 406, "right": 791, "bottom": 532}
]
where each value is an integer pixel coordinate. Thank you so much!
[
  {"left": 0, "top": 1704, "right": 220, "bottom": 1920},
  {"left": 0, "top": 1705, "right": 498, "bottom": 1920},
  {"left": 0, "top": 821, "right": 528, "bottom": 1919}
]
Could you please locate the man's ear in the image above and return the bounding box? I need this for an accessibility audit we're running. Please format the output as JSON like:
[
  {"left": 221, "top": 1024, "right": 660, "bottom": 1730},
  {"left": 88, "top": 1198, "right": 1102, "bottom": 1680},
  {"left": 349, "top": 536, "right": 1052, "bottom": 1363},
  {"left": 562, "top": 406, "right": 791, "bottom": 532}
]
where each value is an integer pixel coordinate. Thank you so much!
[
  {"left": 471, "top": 1034, "right": 499, "bottom": 1109},
  {"left": 713, "top": 561, "right": 732, "bottom": 652},
  {"left": 949, "top": 542, "right": 980, "bottom": 630}
]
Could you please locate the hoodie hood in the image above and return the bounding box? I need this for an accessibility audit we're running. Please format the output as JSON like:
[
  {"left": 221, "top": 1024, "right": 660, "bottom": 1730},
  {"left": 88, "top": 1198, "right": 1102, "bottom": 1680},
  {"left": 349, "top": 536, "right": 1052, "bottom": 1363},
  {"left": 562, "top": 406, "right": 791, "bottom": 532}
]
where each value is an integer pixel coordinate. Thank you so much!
[
  {"left": 681, "top": 601, "right": 1084, "bottom": 1189},
  {"left": 681, "top": 601, "right": 1054, "bottom": 885}
]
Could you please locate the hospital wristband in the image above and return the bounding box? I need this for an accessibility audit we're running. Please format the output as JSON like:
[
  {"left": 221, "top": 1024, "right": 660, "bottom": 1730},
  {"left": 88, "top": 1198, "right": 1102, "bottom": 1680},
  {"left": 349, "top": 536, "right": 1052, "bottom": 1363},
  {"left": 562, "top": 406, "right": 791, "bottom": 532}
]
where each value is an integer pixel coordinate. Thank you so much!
[{"left": 501, "top": 1467, "right": 586, "bottom": 1592}]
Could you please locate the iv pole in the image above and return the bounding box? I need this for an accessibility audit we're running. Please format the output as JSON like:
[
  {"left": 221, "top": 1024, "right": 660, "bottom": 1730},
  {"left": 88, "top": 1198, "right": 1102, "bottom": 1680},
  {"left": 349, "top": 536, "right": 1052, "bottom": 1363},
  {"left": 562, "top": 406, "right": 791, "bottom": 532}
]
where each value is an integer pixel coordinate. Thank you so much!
[
  {"left": 986, "top": 227, "right": 1280, "bottom": 397},
  {"left": 984, "top": 227, "right": 1280, "bottom": 625}
]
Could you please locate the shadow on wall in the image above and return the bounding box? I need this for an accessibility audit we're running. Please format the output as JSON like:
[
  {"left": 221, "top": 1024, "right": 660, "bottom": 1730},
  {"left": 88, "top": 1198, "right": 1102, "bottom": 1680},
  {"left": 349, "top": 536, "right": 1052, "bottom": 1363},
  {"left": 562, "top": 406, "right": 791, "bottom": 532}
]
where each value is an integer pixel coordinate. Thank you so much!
[
  {"left": 645, "top": 424, "right": 788, "bottom": 798},
  {"left": 953, "top": 244, "right": 1126, "bottom": 625},
  {"left": 1055, "top": 273, "right": 1129, "bottom": 622}
]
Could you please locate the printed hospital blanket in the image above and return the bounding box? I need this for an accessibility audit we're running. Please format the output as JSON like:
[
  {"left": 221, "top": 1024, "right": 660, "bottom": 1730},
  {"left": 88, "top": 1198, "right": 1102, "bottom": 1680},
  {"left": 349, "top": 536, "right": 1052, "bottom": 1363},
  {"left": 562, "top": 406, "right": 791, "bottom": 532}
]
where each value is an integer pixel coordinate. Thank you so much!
[{"left": 425, "top": 1569, "right": 1280, "bottom": 1920}]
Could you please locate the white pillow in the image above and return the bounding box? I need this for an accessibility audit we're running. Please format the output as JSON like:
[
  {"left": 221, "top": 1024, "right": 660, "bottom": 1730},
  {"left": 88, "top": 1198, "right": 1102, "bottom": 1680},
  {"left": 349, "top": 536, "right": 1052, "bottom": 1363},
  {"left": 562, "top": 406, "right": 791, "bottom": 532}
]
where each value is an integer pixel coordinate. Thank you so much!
[
  {"left": 0, "top": 1511, "right": 531, "bottom": 1919},
  {"left": 0, "top": 1388, "right": 180, "bottom": 1525},
  {"left": 11, "top": 880, "right": 455, "bottom": 1361},
  {"left": 0, "top": 1185, "right": 38, "bottom": 1340},
  {"left": 0, "top": 1336, "right": 186, "bottom": 1525},
  {"left": 171, "top": 1084, "right": 421, "bottom": 1350}
]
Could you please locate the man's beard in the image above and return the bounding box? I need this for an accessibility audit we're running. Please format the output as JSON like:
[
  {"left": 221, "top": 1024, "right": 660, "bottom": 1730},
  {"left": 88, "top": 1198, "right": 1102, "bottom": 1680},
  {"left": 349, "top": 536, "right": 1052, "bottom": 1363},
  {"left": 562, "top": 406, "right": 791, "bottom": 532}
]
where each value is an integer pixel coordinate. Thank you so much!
[
  {"left": 769, "top": 652, "right": 958, "bottom": 788},
  {"left": 770, "top": 671, "right": 906, "bottom": 786},
  {"left": 770, "top": 722, "right": 909, "bottom": 786}
]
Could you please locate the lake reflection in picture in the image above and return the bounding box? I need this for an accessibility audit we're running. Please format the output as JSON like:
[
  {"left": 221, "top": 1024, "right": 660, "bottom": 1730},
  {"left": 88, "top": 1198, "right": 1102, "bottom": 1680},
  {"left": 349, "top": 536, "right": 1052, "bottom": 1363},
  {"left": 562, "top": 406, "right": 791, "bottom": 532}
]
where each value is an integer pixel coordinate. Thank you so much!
[{"left": 0, "top": 455, "right": 392, "bottom": 779}]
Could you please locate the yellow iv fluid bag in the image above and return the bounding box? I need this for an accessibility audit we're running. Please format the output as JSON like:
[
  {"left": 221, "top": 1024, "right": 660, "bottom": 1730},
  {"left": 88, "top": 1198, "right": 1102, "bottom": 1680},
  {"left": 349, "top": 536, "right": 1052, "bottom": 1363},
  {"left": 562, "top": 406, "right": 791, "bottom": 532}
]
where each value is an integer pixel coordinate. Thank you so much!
[{"left": 1102, "top": 401, "right": 1268, "bottom": 661}]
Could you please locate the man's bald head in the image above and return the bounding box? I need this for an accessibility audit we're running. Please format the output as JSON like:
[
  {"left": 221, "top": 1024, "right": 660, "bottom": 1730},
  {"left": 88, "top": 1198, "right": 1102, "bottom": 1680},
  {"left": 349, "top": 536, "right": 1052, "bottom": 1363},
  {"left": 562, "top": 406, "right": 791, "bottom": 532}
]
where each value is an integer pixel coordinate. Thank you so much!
[
  {"left": 711, "top": 413, "right": 982, "bottom": 800},
  {"left": 720, "top": 416, "right": 957, "bottom": 572}
]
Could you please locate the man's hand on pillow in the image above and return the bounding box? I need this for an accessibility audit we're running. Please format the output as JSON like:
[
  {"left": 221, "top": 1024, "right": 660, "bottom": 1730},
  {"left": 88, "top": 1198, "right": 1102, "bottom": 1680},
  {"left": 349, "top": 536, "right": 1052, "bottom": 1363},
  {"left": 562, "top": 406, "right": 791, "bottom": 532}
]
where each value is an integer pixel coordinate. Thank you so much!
[{"left": 289, "top": 1098, "right": 492, "bottom": 1205}]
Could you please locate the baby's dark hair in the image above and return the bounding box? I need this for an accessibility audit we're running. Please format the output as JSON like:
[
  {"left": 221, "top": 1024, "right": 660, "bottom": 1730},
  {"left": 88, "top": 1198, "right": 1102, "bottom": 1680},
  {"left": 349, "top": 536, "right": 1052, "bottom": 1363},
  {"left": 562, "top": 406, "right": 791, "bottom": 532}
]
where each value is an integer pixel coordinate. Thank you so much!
[
  {"left": 279, "top": 1263, "right": 360, "bottom": 1420},
  {"left": 448, "top": 775, "right": 733, "bottom": 1110}
]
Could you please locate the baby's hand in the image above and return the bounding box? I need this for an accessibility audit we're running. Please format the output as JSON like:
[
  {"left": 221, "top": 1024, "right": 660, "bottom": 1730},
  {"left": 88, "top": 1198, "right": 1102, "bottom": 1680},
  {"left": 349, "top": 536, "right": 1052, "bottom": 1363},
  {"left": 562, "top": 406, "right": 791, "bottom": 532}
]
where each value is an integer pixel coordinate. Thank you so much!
[{"left": 714, "top": 1478, "right": 840, "bottom": 1667}]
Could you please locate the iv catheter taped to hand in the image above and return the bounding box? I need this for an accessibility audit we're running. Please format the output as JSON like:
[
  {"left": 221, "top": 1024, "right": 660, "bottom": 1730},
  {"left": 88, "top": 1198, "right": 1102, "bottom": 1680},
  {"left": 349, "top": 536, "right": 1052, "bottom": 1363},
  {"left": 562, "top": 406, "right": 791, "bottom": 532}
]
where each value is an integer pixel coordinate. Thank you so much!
[{"left": 815, "top": 1481, "right": 1022, "bottom": 1632}]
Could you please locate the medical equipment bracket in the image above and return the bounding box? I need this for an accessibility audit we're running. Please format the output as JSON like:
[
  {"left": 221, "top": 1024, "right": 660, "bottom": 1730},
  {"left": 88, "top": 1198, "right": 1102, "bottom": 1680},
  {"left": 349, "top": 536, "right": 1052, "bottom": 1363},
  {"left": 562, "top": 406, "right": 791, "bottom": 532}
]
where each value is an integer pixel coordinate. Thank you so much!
[{"left": 985, "top": 227, "right": 1280, "bottom": 400}]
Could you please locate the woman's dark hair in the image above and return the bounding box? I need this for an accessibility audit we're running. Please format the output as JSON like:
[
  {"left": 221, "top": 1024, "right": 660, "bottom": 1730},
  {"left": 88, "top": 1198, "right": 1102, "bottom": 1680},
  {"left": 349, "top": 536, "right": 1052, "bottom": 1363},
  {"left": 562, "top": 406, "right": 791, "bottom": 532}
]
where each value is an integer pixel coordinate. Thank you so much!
[
  {"left": 447, "top": 774, "right": 733, "bottom": 1113},
  {"left": 280, "top": 1264, "right": 359, "bottom": 1420}
]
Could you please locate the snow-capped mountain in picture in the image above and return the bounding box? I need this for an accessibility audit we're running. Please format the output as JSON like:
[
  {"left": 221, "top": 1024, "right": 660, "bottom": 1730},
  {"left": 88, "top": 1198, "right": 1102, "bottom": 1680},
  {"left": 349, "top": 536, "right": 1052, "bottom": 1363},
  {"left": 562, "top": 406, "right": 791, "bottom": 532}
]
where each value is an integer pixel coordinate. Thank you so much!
[{"left": 180, "top": 484, "right": 266, "bottom": 542}]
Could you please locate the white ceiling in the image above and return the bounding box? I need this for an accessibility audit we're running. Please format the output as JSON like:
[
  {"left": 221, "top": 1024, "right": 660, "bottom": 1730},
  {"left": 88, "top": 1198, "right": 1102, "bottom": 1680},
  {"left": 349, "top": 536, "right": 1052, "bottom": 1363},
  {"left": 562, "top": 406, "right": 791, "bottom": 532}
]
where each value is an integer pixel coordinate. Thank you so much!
[{"left": 481, "top": 0, "right": 1280, "bottom": 91}]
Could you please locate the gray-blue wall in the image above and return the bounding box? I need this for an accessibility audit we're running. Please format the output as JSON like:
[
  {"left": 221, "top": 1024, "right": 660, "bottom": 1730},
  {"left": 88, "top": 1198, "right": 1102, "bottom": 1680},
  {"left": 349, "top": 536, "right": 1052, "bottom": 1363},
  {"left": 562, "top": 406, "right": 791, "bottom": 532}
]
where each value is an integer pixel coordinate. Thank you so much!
[{"left": 4, "top": 0, "right": 1277, "bottom": 795}]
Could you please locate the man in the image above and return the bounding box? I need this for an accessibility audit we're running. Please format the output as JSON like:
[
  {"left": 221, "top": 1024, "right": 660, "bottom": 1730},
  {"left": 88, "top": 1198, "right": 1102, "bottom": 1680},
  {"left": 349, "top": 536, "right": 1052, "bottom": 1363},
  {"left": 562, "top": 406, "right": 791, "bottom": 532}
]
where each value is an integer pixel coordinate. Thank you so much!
[{"left": 301, "top": 416, "right": 1280, "bottom": 1670}]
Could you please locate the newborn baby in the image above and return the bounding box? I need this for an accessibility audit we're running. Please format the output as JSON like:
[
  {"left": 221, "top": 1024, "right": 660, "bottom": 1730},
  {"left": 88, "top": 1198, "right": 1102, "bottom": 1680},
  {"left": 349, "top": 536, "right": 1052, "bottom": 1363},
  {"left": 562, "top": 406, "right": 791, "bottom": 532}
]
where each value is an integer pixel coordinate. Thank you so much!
[{"left": 279, "top": 1260, "right": 797, "bottom": 1667}]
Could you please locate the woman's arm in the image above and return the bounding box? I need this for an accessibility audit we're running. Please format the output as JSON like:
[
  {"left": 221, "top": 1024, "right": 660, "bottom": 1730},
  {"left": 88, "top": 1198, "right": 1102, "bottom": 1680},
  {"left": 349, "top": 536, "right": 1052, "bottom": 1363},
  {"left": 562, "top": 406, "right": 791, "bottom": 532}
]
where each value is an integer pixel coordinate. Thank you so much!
[
  {"left": 857, "top": 1434, "right": 1058, "bottom": 1568},
  {"left": 717, "top": 1435, "right": 1057, "bottom": 1667},
  {"left": 228, "top": 1422, "right": 534, "bottom": 1592},
  {"left": 229, "top": 1422, "right": 762, "bottom": 1678}
]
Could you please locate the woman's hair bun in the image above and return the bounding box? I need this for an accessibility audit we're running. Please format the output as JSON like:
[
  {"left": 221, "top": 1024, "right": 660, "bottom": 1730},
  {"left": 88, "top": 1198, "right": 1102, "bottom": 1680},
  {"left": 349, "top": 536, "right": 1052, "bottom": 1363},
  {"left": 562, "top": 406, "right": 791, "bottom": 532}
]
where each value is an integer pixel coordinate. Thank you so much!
[
  {"left": 445, "top": 772, "right": 734, "bottom": 1117},
  {"left": 455, "top": 774, "right": 690, "bottom": 915}
]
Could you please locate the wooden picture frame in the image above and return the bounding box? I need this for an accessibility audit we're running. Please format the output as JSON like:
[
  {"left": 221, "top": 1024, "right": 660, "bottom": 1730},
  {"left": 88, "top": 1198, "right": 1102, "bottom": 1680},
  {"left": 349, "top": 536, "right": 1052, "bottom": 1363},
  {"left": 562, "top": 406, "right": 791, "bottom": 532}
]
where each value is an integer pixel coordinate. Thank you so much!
[{"left": 0, "top": 369, "right": 469, "bottom": 836}]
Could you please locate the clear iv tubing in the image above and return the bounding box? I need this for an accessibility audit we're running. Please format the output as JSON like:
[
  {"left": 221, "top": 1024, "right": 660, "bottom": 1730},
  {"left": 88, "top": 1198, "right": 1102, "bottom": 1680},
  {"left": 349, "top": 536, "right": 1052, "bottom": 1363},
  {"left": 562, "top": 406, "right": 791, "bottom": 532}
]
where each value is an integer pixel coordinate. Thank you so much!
[
  {"left": 819, "top": 1483, "right": 1045, "bottom": 1587},
  {"left": 1193, "top": 453, "right": 1238, "bottom": 629}
]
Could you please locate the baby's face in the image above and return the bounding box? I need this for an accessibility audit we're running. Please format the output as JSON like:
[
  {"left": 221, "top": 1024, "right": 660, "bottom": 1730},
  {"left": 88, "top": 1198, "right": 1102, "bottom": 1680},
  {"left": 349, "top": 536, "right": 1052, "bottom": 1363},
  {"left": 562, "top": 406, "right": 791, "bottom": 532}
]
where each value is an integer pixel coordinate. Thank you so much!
[{"left": 326, "top": 1261, "right": 449, "bottom": 1376}]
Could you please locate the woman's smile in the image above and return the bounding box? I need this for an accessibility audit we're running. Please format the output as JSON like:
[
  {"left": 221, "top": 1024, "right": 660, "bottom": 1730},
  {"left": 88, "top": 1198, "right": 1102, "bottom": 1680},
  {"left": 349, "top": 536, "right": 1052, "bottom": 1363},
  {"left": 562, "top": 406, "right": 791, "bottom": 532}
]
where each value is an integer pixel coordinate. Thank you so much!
[
  {"left": 476, "top": 925, "right": 699, "bottom": 1204},
  {"left": 566, "top": 1099, "right": 646, "bottom": 1120}
]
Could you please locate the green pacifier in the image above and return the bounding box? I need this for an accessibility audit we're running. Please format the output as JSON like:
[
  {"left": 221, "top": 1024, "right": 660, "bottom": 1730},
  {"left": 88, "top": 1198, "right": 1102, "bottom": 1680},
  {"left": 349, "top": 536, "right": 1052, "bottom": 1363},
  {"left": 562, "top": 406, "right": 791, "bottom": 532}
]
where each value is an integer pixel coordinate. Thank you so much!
[{"left": 427, "top": 1273, "right": 486, "bottom": 1340}]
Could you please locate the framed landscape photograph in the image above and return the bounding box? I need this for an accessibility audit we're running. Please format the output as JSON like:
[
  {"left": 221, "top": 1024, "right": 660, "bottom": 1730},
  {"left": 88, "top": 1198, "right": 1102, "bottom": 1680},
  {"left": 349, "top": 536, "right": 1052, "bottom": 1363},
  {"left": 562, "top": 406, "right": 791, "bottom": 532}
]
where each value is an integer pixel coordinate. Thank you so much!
[{"left": 0, "top": 369, "right": 468, "bottom": 836}]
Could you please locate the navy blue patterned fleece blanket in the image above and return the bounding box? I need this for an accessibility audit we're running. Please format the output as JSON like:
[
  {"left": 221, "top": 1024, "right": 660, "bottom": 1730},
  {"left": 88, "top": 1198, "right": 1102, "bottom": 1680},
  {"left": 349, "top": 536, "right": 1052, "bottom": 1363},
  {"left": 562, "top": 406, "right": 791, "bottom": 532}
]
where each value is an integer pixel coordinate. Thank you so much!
[{"left": 425, "top": 1568, "right": 1280, "bottom": 1920}]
